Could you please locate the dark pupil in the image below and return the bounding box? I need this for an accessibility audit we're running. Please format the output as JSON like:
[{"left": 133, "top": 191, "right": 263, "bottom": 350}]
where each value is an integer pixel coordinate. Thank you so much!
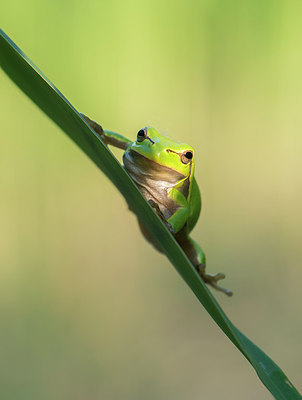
[
  {"left": 137, "top": 129, "right": 145, "bottom": 137},
  {"left": 185, "top": 151, "right": 193, "bottom": 159}
]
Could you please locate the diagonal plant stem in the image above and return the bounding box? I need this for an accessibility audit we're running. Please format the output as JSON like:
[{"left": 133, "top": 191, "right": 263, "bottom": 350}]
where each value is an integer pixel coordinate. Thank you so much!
[{"left": 0, "top": 29, "right": 300, "bottom": 400}]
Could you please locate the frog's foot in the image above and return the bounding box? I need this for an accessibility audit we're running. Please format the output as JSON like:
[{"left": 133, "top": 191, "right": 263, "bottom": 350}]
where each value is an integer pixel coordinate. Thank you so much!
[
  {"left": 81, "top": 114, "right": 106, "bottom": 142},
  {"left": 197, "top": 264, "right": 233, "bottom": 297},
  {"left": 148, "top": 200, "right": 175, "bottom": 234}
]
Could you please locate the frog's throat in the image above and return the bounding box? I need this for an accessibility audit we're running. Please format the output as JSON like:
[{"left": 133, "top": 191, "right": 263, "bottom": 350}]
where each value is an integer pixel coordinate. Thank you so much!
[
  {"left": 123, "top": 149, "right": 192, "bottom": 203},
  {"left": 123, "top": 148, "right": 185, "bottom": 185}
]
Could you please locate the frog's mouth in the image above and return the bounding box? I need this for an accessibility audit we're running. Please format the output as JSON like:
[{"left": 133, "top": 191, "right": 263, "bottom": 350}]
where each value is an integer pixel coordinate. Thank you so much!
[
  {"left": 166, "top": 148, "right": 193, "bottom": 165},
  {"left": 147, "top": 136, "right": 155, "bottom": 145}
]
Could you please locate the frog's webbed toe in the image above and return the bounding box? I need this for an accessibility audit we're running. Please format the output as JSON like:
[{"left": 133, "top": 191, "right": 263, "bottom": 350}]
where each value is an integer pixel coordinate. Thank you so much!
[{"left": 197, "top": 264, "right": 233, "bottom": 297}]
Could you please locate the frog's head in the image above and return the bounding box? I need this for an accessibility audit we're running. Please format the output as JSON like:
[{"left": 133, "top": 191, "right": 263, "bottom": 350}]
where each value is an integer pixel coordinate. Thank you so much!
[{"left": 128, "top": 127, "right": 195, "bottom": 178}]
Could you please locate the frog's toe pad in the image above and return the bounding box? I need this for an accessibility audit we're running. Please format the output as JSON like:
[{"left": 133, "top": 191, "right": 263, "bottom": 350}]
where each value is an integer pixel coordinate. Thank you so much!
[
  {"left": 196, "top": 265, "right": 233, "bottom": 297},
  {"left": 208, "top": 272, "right": 225, "bottom": 282}
]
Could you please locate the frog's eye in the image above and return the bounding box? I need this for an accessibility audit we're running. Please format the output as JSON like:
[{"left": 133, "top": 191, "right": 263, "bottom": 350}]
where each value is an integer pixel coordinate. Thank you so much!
[
  {"left": 137, "top": 129, "right": 147, "bottom": 142},
  {"left": 181, "top": 150, "right": 193, "bottom": 164}
]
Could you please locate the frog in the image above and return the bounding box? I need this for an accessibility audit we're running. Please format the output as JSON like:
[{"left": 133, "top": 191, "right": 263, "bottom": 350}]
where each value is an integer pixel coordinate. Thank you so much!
[{"left": 82, "top": 114, "right": 232, "bottom": 296}]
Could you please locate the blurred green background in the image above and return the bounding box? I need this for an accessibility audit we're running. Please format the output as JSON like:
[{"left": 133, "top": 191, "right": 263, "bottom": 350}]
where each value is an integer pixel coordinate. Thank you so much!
[{"left": 1, "top": 1, "right": 301, "bottom": 399}]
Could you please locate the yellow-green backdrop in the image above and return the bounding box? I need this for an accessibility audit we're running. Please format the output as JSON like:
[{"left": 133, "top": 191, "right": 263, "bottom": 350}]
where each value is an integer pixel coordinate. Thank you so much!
[{"left": 1, "top": 1, "right": 301, "bottom": 399}]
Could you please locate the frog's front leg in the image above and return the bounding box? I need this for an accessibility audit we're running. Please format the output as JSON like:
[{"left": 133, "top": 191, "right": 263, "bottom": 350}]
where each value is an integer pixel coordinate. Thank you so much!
[
  {"left": 148, "top": 200, "right": 175, "bottom": 234},
  {"left": 148, "top": 189, "right": 190, "bottom": 235},
  {"left": 179, "top": 236, "right": 233, "bottom": 296},
  {"left": 81, "top": 114, "right": 131, "bottom": 150}
]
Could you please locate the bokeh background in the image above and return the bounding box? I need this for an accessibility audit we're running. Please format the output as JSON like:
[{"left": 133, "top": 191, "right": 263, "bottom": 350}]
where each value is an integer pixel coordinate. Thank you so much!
[{"left": 1, "top": 1, "right": 301, "bottom": 399}]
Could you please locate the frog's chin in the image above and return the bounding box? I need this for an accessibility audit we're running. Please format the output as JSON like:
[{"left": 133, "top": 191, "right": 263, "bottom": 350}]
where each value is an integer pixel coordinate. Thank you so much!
[{"left": 123, "top": 148, "right": 185, "bottom": 185}]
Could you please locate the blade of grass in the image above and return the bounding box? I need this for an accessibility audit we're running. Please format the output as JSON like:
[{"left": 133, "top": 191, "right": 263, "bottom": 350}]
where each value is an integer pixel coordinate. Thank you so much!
[{"left": 0, "top": 29, "right": 300, "bottom": 400}]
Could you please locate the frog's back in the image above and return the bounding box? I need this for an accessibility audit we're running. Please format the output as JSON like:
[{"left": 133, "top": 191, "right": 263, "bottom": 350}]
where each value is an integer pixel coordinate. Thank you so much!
[{"left": 186, "top": 177, "right": 201, "bottom": 234}]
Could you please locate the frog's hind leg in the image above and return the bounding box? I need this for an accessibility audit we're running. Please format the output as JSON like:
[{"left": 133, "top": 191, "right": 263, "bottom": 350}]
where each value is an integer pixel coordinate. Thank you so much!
[
  {"left": 197, "top": 264, "right": 233, "bottom": 297},
  {"left": 179, "top": 236, "right": 233, "bottom": 297}
]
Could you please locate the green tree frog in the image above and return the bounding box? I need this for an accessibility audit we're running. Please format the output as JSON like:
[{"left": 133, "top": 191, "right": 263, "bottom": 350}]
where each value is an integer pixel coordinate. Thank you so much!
[{"left": 82, "top": 114, "right": 232, "bottom": 296}]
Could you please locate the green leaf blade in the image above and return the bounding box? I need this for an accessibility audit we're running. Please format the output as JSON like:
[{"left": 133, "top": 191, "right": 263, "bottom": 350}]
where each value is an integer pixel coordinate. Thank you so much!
[{"left": 1, "top": 29, "right": 300, "bottom": 400}]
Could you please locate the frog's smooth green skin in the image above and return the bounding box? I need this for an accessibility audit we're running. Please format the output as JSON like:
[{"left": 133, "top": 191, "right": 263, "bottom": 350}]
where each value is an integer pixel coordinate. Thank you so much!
[{"left": 82, "top": 114, "right": 232, "bottom": 296}]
